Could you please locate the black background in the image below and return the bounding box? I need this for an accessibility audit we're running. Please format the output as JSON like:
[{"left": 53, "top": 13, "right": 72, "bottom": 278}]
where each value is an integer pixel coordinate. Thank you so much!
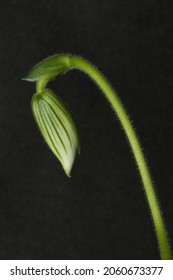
[{"left": 0, "top": 0, "right": 173, "bottom": 260}]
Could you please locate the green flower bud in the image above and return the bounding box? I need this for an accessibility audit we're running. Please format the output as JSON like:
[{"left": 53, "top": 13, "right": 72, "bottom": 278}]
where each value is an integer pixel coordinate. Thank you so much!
[
  {"left": 32, "top": 89, "right": 80, "bottom": 177},
  {"left": 23, "top": 54, "right": 72, "bottom": 82}
]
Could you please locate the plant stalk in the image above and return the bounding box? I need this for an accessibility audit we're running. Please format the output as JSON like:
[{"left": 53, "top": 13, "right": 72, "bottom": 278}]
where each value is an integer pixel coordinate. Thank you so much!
[{"left": 69, "top": 55, "right": 172, "bottom": 260}]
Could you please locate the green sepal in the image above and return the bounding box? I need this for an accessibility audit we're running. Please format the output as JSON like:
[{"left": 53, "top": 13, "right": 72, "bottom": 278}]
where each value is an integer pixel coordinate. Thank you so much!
[
  {"left": 23, "top": 54, "right": 72, "bottom": 82},
  {"left": 32, "top": 88, "right": 80, "bottom": 177}
]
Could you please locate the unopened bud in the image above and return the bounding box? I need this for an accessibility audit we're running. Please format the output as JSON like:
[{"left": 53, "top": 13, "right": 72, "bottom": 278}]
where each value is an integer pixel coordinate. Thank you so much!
[{"left": 32, "top": 89, "right": 80, "bottom": 177}]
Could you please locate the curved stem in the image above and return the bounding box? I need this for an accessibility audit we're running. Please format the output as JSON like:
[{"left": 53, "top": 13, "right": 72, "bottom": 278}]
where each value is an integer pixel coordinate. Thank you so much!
[
  {"left": 69, "top": 55, "right": 172, "bottom": 260},
  {"left": 36, "top": 79, "right": 48, "bottom": 93}
]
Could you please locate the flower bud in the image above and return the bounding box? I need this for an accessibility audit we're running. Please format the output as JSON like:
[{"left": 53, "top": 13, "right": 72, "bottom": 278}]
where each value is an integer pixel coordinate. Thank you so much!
[
  {"left": 23, "top": 54, "right": 72, "bottom": 82},
  {"left": 32, "top": 89, "right": 80, "bottom": 177}
]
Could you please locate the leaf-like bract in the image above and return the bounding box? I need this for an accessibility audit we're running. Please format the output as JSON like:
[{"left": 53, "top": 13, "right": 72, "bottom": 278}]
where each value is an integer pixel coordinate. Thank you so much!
[{"left": 23, "top": 55, "right": 71, "bottom": 82}]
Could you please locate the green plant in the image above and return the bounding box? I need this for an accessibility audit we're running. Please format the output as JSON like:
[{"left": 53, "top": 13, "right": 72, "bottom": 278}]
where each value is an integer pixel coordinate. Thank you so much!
[{"left": 23, "top": 54, "right": 172, "bottom": 260}]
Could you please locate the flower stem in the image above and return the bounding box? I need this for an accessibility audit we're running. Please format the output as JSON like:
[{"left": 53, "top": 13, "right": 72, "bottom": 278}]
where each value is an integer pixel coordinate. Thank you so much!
[
  {"left": 69, "top": 55, "right": 172, "bottom": 260},
  {"left": 36, "top": 79, "right": 48, "bottom": 93}
]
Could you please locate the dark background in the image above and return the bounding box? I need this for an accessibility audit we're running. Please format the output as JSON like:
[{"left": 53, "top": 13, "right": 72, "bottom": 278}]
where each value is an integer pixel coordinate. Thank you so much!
[{"left": 0, "top": 0, "right": 172, "bottom": 260}]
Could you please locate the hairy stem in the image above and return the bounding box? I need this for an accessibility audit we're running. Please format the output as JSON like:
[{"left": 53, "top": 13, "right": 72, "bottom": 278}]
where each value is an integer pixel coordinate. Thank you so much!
[{"left": 69, "top": 55, "right": 171, "bottom": 260}]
